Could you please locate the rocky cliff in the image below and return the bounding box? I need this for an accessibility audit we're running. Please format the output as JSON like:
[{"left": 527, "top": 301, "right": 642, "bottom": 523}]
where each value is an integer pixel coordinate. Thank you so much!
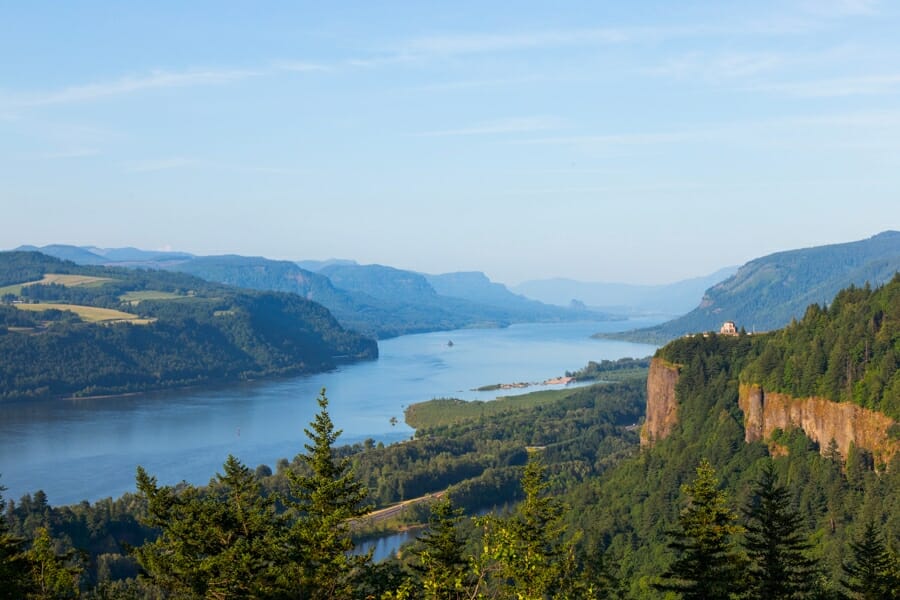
[
  {"left": 640, "top": 358, "right": 680, "bottom": 447},
  {"left": 739, "top": 384, "right": 899, "bottom": 466}
]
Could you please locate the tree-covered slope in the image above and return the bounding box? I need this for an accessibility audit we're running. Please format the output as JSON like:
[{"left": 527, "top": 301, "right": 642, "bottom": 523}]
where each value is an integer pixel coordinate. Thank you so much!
[
  {"left": 617, "top": 231, "right": 900, "bottom": 342},
  {"left": 741, "top": 274, "right": 900, "bottom": 419},
  {"left": 0, "top": 252, "right": 376, "bottom": 401},
  {"left": 566, "top": 331, "right": 900, "bottom": 597}
]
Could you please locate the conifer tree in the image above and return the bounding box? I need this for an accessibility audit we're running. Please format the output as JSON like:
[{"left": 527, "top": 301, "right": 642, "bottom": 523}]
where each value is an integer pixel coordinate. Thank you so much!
[
  {"left": 135, "top": 455, "right": 285, "bottom": 598},
  {"left": 285, "top": 388, "right": 372, "bottom": 599},
  {"left": 478, "top": 452, "right": 575, "bottom": 599},
  {"left": 842, "top": 521, "right": 900, "bottom": 600},
  {"left": 410, "top": 495, "right": 470, "bottom": 600},
  {"left": 0, "top": 485, "right": 32, "bottom": 600},
  {"left": 742, "top": 461, "right": 818, "bottom": 599},
  {"left": 656, "top": 459, "right": 745, "bottom": 600}
]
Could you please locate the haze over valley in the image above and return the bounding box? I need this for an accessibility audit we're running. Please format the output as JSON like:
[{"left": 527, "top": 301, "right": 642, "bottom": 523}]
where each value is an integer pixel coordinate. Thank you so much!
[{"left": 2, "top": 2, "right": 900, "bottom": 598}]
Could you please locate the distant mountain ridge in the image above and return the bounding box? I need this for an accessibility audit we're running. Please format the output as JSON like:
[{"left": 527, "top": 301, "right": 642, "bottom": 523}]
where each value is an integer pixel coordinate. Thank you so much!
[
  {"left": 512, "top": 266, "right": 738, "bottom": 316},
  {"left": 14, "top": 245, "right": 193, "bottom": 268},
  {"left": 12, "top": 245, "right": 608, "bottom": 339},
  {"left": 614, "top": 231, "right": 900, "bottom": 342}
]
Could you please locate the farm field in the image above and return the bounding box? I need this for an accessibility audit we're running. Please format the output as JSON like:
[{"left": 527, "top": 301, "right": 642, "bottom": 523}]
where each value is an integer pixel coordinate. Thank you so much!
[
  {"left": 0, "top": 273, "right": 113, "bottom": 296},
  {"left": 13, "top": 302, "right": 154, "bottom": 324}
]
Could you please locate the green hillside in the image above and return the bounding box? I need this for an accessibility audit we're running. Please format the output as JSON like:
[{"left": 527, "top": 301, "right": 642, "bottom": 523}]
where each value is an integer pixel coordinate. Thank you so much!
[
  {"left": 0, "top": 252, "right": 376, "bottom": 401},
  {"left": 614, "top": 231, "right": 900, "bottom": 342}
]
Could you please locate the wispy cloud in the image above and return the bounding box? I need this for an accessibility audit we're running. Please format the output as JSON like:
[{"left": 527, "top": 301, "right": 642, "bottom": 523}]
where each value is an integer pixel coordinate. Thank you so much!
[
  {"left": 647, "top": 51, "right": 786, "bottom": 80},
  {"left": 1, "top": 61, "right": 331, "bottom": 110},
  {"left": 750, "top": 73, "right": 900, "bottom": 97},
  {"left": 415, "top": 116, "right": 567, "bottom": 137},
  {"left": 7, "top": 68, "right": 260, "bottom": 108},
  {"left": 507, "top": 109, "right": 900, "bottom": 153}
]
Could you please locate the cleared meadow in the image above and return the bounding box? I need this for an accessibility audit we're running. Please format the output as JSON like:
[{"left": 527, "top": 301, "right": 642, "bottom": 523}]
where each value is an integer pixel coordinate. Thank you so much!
[
  {"left": 0, "top": 273, "right": 113, "bottom": 296},
  {"left": 14, "top": 303, "right": 154, "bottom": 324}
]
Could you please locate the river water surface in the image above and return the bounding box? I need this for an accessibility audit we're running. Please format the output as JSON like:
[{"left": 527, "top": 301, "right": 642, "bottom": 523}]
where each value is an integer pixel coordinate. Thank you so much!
[{"left": 0, "top": 319, "right": 660, "bottom": 505}]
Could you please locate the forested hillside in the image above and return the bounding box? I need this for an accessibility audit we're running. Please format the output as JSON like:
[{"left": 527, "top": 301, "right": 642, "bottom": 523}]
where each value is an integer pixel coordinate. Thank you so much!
[
  {"left": 741, "top": 275, "right": 900, "bottom": 418},
  {"left": 615, "top": 230, "right": 900, "bottom": 342},
  {"left": 0, "top": 252, "right": 376, "bottom": 401}
]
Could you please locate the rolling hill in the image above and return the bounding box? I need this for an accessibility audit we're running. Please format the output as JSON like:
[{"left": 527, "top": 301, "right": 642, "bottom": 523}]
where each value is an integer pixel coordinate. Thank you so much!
[
  {"left": 0, "top": 251, "right": 376, "bottom": 401},
  {"left": 609, "top": 231, "right": 900, "bottom": 342}
]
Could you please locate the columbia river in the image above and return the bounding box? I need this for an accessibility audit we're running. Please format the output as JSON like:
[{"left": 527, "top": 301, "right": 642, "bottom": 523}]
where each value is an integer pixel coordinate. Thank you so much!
[{"left": 0, "top": 319, "right": 660, "bottom": 505}]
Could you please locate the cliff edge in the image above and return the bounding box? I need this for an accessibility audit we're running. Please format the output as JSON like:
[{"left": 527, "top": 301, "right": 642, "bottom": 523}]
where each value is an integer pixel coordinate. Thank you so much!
[
  {"left": 640, "top": 358, "right": 680, "bottom": 448},
  {"left": 739, "top": 383, "right": 898, "bottom": 467}
]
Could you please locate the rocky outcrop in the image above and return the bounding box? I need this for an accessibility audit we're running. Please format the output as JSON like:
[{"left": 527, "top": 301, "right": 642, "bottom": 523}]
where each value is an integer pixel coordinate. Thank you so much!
[
  {"left": 739, "top": 384, "right": 898, "bottom": 466},
  {"left": 641, "top": 358, "right": 680, "bottom": 448}
]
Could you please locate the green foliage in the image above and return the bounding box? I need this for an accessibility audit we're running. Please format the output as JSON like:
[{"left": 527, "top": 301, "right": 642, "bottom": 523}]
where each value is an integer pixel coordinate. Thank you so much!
[
  {"left": 478, "top": 453, "right": 576, "bottom": 599},
  {"left": 841, "top": 521, "right": 900, "bottom": 599},
  {"left": 134, "top": 456, "right": 286, "bottom": 598},
  {"left": 409, "top": 496, "right": 470, "bottom": 599},
  {"left": 628, "top": 230, "right": 900, "bottom": 342},
  {"left": 25, "top": 526, "right": 82, "bottom": 599},
  {"left": 742, "top": 274, "right": 900, "bottom": 418},
  {"left": 173, "top": 256, "right": 591, "bottom": 340},
  {"left": 0, "top": 251, "right": 376, "bottom": 401},
  {"left": 404, "top": 387, "right": 577, "bottom": 430},
  {"left": 0, "top": 484, "right": 31, "bottom": 599},
  {"left": 655, "top": 459, "right": 746, "bottom": 600},
  {"left": 565, "top": 357, "right": 652, "bottom": 381},
  {"left": 284, "top": 388, "right": 373, "bottom": 599},
  {"left": 742, "top": 460, "right": 819, "bottom": 599}
]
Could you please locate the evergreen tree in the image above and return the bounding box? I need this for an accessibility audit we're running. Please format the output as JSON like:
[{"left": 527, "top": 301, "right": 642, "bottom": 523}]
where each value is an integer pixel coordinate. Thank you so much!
[
  {"left": 478, "top": 452, "right": 575, "bottom": 599},
  {"left": 0, "top": 485, "right": 32, "bottom": 599},
  {"left": 656, "top": 459, "right": 745, "bottom": 600},
  {"left": 411, "top": 495, "right": 470, "bottom": 600},
  {"left": 285, "top": 388, "right": 372, "bottom": 599},
  {"left": 742, "top": 461, "right": 819, "bottom": 599},
  {"left": 134, "top": 455, "right": 286, "bottom": 598},
  {"left": 842, "top": 521, "right": 900, "bottom": 600}
]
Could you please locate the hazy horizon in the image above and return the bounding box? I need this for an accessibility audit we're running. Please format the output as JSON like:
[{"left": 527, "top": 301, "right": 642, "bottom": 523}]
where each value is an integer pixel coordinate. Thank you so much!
[{"left": 3, "top": 2, "right": 899, "bottom": 285}]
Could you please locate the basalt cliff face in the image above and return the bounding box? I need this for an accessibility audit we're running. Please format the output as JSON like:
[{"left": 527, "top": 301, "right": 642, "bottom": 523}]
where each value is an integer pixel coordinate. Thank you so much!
[
  {"left": 640, "top": 358, "right": 680, "bottom": 448},
  {"left": 738, "top": 384, "right": 898, "bottom": 466},
  {"left": 642, "top": 357, "right": 898, "bottom": 464}
]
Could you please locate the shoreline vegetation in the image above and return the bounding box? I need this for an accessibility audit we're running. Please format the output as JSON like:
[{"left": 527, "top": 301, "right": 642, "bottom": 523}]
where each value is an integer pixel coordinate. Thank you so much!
[{"left": 407, "top": 358, "right": 650, "bottom": 430}]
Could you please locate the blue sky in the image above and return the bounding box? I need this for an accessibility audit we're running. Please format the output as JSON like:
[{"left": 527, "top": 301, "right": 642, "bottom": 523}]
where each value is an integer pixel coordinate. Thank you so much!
[{"left": 2, "top": 1, "right": 899, "bottom": 284}]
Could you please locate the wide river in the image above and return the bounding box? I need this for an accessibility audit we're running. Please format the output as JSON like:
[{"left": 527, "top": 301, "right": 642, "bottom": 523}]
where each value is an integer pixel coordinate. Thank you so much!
[{"left": 0, "top": 319, "right": 660, "bottom": 506}]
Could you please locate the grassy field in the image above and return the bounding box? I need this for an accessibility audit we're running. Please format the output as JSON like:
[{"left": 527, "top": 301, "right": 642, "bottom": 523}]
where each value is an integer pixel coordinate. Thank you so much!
[
  {"left": 14, "top": 303, "right": 154, "bottom": 324},
  {"left": 0, "top": 273, "right": 113, "bottom": 296},
  {"left": 404, "top": 386, "right": 580, "bottom": 430},
  {"left": 120, "top": 290, "right": 185, "bottom": 304}
]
